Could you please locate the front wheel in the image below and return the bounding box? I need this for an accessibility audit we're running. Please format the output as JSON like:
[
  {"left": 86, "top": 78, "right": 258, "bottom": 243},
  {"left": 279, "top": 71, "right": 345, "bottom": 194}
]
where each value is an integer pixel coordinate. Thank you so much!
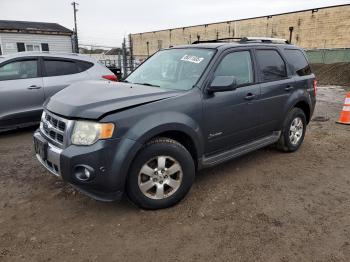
[
  {"left": 126, "top": 138, "right": 195, "bottom": 210},
  {"left": 276, "top": 108, "right": 307, "bottom": 152}
]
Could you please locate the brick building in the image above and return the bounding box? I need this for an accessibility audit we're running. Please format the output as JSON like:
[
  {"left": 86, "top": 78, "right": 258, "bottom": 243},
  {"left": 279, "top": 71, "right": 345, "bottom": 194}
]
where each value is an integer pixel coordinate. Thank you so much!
[{"left": 130, "top": 4, "right": 350, "bottom": 59}]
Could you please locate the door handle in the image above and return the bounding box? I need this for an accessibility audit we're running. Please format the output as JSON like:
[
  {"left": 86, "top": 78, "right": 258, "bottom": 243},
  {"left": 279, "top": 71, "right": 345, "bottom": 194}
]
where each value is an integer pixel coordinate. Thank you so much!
[
  {"left": 285, "top": 85, "right": 293, "bottom": 91},
  {"left": 245, "top": 93, "right": 256, "bottom": 100},
  {"left": 28, "top": 85, "right": 42, "bottom": 90}
]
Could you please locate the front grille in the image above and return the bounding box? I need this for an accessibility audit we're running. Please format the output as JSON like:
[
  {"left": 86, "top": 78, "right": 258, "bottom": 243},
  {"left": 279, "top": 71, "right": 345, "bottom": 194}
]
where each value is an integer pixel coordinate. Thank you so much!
[{"left": 40, "top": 111, "right": 71, "bottom": 147}]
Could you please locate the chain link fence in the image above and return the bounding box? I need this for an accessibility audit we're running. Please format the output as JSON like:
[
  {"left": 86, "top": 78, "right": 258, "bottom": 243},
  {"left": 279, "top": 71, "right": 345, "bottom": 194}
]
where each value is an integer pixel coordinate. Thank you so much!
[{"left": 305, "top": 48, "right": 350, "bottom": 64}]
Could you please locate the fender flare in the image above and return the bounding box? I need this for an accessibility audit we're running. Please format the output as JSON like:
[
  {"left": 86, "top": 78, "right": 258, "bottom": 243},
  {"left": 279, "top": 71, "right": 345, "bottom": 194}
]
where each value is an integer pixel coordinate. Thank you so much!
[{"left": 110, "top": 111, "right": 204, "bottom": 189}]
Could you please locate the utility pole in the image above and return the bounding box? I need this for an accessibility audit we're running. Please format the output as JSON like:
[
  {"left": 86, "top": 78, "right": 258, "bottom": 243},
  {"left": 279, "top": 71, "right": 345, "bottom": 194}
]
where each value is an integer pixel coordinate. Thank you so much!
[
  {"left": 122, "top": 37, "right": 128, "bottom": 78},
  {"left": 72, "top": 1, "right": 79, "bottom": 53}
]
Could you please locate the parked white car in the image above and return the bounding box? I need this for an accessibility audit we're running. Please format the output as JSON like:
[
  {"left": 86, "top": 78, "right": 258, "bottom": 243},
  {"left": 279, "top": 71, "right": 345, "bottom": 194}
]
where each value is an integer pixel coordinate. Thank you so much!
[{"left": 0, "top": 52, "right": 117, "bottom": 131}]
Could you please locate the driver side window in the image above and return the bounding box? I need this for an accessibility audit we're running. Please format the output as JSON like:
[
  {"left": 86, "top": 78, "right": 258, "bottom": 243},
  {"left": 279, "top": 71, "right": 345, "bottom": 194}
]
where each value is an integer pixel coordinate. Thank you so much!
[
  {"left": 214, "top": 51, "right": 254, "bottom": 86},
  {"left": 0, "top": 60, "right": 38, "bottom": 81}
]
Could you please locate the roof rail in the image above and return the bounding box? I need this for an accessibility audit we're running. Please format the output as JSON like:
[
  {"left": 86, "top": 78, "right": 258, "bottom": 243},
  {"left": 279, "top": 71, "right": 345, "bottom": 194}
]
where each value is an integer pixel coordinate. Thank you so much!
[
  {"left": 15, "top": 51, "right": 81, "bottom": 56},
  {"left": 192, "top": 37, "right": 242, "bottom": 44},
  {"left": 192, "top": 36, "right": 290, "bottom": 45},
  {"left": 240, "top": 37, "right": 290, "bottom": 44}
]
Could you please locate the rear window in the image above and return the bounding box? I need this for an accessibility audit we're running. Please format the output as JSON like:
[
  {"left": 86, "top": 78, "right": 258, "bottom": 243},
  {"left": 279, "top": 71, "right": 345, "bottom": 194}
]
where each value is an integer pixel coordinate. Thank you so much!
[
  {"left": 284, "top": 49, "right": 312, "bottom": 76},
  {"left": 44, "top": 59, "right": 80, "bottom": 77},
  {"left": 256, "top": 49, "right": 287, "bottom": 82},
  {"left": 77, "top": 61, "right": 94, "bottom": 71}
]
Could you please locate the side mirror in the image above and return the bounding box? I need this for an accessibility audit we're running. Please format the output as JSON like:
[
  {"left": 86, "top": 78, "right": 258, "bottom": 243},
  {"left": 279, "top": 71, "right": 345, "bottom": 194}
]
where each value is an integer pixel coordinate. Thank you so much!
[{"left": 207, "top": 76, "right": 237, "bottom": 93}]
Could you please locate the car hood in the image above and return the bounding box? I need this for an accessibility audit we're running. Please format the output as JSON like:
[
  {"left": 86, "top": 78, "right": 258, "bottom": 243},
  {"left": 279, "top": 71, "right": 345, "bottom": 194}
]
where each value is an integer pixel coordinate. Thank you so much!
[{"left": 45, "top": 81, "right": 182, "bottom": 119}]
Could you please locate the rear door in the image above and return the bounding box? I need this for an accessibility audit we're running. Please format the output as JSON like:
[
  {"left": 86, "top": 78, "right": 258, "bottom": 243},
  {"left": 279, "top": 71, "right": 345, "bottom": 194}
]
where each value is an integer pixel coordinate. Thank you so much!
[
  {"left": 254, "top": 48, "right": 293, "bottom": 133},
  {"left": 0, "top": 58, "right": 45, "bottom": 127},
  {"left": 41, "top": 57, "right": 91, "bottom": 98},
  {"left": 283, "top": 48, "right": 315, "bottom": 106}
]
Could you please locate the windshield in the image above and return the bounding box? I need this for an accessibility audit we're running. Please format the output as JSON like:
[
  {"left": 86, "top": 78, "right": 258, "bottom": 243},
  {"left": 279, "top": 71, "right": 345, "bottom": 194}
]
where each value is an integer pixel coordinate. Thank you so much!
[{"left": 126, "top": 48, "right": 215, "bottom": 91}]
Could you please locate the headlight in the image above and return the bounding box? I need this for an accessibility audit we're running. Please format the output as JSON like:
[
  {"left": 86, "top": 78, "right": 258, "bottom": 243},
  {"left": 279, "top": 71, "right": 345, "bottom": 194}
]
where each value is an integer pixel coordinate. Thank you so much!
[{"left": 71, "top": 121, "right": 115, "bottom": 145}]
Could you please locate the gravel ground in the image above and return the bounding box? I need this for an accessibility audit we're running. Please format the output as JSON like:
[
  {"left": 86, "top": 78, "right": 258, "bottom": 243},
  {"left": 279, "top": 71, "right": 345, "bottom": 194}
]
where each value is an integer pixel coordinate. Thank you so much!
[{"left": 0, "top": 86, "right": 349, "bottom": 262}]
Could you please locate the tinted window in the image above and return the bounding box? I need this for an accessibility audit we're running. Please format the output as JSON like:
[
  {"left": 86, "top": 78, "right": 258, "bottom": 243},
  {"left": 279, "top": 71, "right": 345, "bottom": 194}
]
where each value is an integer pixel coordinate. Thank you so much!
[
  {"left": 77, "top": 61, "right": 94, "bottom": 71},
  {"left": 0, "top": 60, "right": 38, "bottom": 81},
  {"left": 44, "top": 59, "right": 79, "bottom": 77},
  {"left": 284, "top": 49, "right": 312, "bottom": 76},
  {"left": 214, "top": 51, "right": 253, "bottom": 85},
  {"left": 256, "top": 50, "right": 287, "bottom": 82}
]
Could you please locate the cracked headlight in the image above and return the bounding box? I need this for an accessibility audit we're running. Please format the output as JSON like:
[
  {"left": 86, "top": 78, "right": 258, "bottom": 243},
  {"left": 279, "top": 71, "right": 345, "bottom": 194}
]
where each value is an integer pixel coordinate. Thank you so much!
[{"left": 71, "top": 121, "right": 115, "bottom": 145}]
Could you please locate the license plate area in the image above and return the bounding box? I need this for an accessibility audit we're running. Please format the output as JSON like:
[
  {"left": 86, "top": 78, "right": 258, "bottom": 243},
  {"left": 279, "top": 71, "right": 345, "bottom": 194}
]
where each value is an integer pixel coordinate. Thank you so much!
[{"left": 34, "top": 135, "right": 48, "bottom": 161}]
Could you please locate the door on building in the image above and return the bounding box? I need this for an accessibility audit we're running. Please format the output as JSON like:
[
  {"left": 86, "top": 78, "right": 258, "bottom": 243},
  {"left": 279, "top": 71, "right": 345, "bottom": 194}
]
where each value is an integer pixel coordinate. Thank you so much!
[{"left": 0, "top": 57, "right": 45, "bottom": 127}]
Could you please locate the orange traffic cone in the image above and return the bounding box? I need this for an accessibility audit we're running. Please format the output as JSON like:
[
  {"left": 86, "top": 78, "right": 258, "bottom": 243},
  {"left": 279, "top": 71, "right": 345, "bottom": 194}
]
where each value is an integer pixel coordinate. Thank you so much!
[{"left": 336, "top": 92, "right": 350, "bottom": 125}]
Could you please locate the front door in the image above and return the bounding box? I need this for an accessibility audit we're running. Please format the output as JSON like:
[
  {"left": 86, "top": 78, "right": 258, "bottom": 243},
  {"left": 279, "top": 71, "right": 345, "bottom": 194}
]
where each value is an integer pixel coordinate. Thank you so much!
[
  {"left": 203, "top": 50, "right": 262, "bottom": 155},
  {"left": 0, "top": 58, "right": 44, "bottom": 128}
]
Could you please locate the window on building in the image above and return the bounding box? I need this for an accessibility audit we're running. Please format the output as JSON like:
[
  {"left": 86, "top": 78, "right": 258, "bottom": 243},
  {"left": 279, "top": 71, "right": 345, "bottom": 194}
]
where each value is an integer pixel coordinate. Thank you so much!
[
  {"left": 284, "top": 49, "right": 312, "bottom": 76},
  {"left": 17, "top": 43, "right": 25, "bottom": 52},
  {"left": 44, "top": 59, "right": 80, "bottom": 77},
  {"left": 0, "top": 60, "right": 38, "bottom": 81},
  {"left": 41, "top": 43, "right": 49, "bottom": 52},
  {"left": 214, "top": 51, "right": 254, "bottom": 86},
  {"left": 256, "top": 50, "right": 287, "bottom": 82},
  {"left": 25, "top": 44, "right": 40, "bottom": 52}
]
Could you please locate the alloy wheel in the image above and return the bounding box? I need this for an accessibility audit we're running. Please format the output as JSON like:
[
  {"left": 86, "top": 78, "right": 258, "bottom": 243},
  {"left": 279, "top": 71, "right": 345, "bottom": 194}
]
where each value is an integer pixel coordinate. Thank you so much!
[
  {"left": 289, "top": 117, "right": 304, "bottom": 145},
  {"left": 138, "top": 156, "right": 183, "bottom": 200}
]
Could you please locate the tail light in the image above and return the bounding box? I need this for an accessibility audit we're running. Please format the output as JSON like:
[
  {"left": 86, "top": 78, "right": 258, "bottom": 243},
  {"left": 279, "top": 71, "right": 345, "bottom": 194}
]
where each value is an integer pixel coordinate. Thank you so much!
[
  {"left": 102, "top": 75, "right": 118, "bottom": 82},
  {"left": 313, "top": 79, "right": 317, "bottom": 96}
]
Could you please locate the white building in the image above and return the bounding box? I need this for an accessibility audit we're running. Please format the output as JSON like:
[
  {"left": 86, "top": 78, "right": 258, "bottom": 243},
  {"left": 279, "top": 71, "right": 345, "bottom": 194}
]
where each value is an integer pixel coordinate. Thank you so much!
[{"left": 0, "top": 20, "right": 74, "bottom": 55}]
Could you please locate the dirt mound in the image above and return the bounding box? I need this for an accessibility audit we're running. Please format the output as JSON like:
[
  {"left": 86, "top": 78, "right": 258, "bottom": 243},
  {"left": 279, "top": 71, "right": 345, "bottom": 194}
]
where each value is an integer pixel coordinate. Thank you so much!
[{"left": 311, "top": 63, "right": 350, "bottom": 88}]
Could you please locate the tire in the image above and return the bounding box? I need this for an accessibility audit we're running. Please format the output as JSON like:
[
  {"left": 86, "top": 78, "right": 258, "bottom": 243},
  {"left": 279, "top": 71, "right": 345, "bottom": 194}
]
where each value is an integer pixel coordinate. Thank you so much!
[
  {"left": 126, "top": 137, "right": 195, "bottom": 210},
  {"left": 276, "top": 108, "right": 307, "bottom": 152}
]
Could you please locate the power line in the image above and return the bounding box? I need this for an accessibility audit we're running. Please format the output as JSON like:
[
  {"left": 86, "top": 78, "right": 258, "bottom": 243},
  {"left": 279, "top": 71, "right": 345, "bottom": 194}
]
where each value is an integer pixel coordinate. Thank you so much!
[{"left": 79, "top": 43, "right": 121, "bottom": 49}]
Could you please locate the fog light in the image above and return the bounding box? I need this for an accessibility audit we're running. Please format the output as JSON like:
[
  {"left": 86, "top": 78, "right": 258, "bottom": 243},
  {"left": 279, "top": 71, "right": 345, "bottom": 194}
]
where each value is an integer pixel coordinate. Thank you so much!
[{"left": 74, "top": 165, "right": 94, "bottom": 182}]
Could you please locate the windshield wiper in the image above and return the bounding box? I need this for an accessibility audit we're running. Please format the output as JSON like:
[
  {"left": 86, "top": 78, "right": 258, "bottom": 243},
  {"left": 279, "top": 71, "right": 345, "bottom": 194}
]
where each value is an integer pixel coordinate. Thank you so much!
[
  {"left": 134, "top": 82, "right": 160, "bottom": 87},
  {"left": 120, "top": 79, "right": 130, "bottom": 83}
]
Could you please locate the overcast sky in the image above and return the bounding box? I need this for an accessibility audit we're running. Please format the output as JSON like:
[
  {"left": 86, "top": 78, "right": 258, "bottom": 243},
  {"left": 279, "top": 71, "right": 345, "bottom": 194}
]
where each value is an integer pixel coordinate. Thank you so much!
[{"left": 0, "top": 0, "right": 349, "bottom": 48}]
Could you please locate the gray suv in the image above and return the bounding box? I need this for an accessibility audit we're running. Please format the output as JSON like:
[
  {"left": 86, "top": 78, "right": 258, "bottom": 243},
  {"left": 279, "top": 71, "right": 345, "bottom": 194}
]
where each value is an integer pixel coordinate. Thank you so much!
[
  {"left": 0, "top": 52, "right": 116, "bottom": 131},
  {"left": 33, "top": 37, "right": 316, "bottom": 209}
]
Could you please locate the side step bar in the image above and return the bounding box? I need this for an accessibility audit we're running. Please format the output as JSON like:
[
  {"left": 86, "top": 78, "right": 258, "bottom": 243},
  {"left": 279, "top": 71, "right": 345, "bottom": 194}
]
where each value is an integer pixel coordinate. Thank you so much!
[{"left": 201, "top": 131, "right": 281, "bottom": 168}]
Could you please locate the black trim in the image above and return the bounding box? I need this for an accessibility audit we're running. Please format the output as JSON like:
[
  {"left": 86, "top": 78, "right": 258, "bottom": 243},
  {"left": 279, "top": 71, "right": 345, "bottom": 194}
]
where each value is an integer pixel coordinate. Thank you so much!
[{"left": 201, "top": 131, "right": 281, "bottom": 167}]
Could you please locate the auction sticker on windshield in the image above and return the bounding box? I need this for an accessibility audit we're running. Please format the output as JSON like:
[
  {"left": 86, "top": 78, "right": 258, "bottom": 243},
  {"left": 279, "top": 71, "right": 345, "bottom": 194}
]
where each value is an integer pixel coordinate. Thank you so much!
[{"left": 181, "top": 55, "right": 204, "bottom": 64}]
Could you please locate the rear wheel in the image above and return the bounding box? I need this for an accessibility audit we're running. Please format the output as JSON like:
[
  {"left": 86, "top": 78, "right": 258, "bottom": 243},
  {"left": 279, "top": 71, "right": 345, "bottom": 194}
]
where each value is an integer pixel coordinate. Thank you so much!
[
  {"left": 126, "top": 138, "right": 195, "bottom": 209},
  {"left": 277, "top": 108, "right": 307, "bottom": 152}
]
